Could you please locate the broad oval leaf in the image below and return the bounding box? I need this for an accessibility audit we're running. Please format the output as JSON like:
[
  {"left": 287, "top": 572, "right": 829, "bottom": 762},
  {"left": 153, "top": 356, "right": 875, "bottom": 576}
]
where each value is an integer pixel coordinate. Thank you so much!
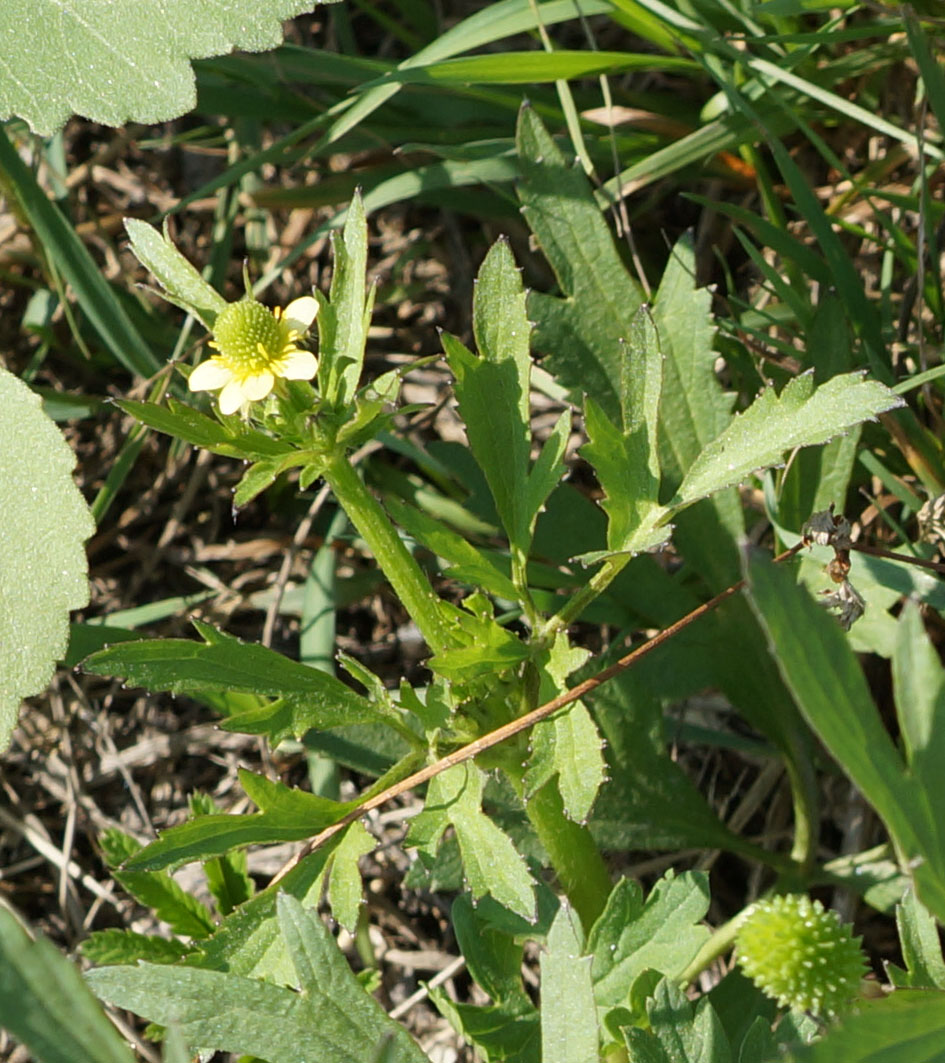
[
  {"left": 0, "top": 368, "right": 93, "bottom": 751},
  {"left": 1, "top": 0, "right": 339, "bottom": 135}
]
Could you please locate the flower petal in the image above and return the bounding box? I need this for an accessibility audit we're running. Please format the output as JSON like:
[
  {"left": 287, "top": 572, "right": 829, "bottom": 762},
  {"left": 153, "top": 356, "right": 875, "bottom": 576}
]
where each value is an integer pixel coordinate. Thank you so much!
[
  {"left": 241, "top": 371, "right": 275, "bottom": 401},
  {"left": 219, "top": 380, "right": 248, "bottom": 415},
  {"left": 189, "top": 358, "right": 233, "bottom": 392},
  {"left": 279, "top": 350, "right": 318, "bottom": 381},
  {"left": 283, "top": 296, "right": 319, "bottom": 332}
]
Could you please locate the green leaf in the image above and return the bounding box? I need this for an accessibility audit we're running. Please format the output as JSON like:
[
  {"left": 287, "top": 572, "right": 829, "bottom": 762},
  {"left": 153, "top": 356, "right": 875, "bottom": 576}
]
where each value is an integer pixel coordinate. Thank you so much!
[
  {"left": 580, "top": 303, "right": 669, "bottom": 558},
  {"left": 191, "top": 843, "right": 340, "bottom": 985},
  {"left": 80, "top": 929, "right": 194, "bottom": 967},
  {"left": 190, "top": 793, "right": 254, "bottom": 916},
  {"left": 529, "top": 701, "right": 604, "bottom": 825},
  {"left": 114, "top": 398, "right": 294, "bottom": 458},
  {"left": 383, "top": 49, "right": 700, "bottom": 85},
  {"left": 892, "top": 601, "right": 945, "bottom": 799},
  {"left": 743, "top": 552, "right": 945, "bottom": 924},
  {"left": 124, "top": 219, "right": 226, "bottom": 329},
  {"left": 541, "top": 904, "right": 599, "bottom": 1063},
  {"left": 124, "top": 770, "right": 353, "bottom": 871},
  {"left": 425, "top": 763, "right": 536, "bottom": 920},
  {"left": 590, "top": 669, "right": 743, "bottom": 854},
  {"left": 384, "top": 494, "right": 519, "bottom": 601},
  {"left": 652, "top": 232, "right": 730, "bottom": 485},
  {"left": 327, "top": 821, "right": 374, "bottom": 934},
  {"left": 0, "top": 908, "right": 135, "bottom": 1063},
  {"left": 448, "top": 237, "right": 535, "bottom": 552},
  {"left": 674, "top": 372, "right": 904, "bottom": 509},
  {"left": 82, "top": 626, "right": 384, "bottom": 729},
  {"left": 775, "top": 295, "right": 860, "bottom": 529},
  {"left": 589, "top": 872, "right": 711, "bottom": 1009},
  {"left": 317, "top": 190, "right": 370, "bottom": 409},
  {"left": 0, "top": 0, "right": 339, "bottom": 135},
  {"left": 887, "top": 889, "right": 945, "bottom": 990},
  {"left": 0, "top": 367, "right": 94, "bottom": 751},
  {"left": 624, "top": 977, "right": 732, "bottom": 1063},
  {"left": 0, "top": 129, "right": 160, "bottom": 378},
  {"left": 452, "top": 893, "right": 536, "bottom": 1008},
  {"left": 784, "top": 990, "right": 945, "bottom": 1063},
  {"left": 516, "top": 105, "right": 645, "bottom": 421},
  {"left": 527, "top": 634, "right": 604, "bottom": 823},
  {"left": 428, "top": 601, "right": 530, "bottom": 680},
  {"left": 114, "top": 868, "right": 217, "bottom": 939},
  {"left": 430, "top": 990, "right": 540, "bottom": 1063},
  {"left": 88, "top": 895, "right": 428, "bottom": 1063}
]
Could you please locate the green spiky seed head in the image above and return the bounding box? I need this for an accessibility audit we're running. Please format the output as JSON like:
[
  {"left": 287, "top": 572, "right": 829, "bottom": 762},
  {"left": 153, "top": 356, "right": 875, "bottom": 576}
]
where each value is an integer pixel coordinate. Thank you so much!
[
  {"left": 211, "top": 300, "right": 283, "bottom": 372},
  {"left": 736, "top": 894, "right": 867, "bottom": 1017}
]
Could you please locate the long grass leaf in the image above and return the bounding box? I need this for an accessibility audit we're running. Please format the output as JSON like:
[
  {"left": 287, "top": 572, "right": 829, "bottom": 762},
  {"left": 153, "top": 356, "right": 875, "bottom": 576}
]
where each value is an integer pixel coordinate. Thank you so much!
[
  {"left": 747, "top": 56, "right": 943, "bottom": 160},
  {"left": 0, "top": 129, "right": 159, "bottom": 377},
  {"left": 376, "top": 50, "right": 700, "bottom": 84}
]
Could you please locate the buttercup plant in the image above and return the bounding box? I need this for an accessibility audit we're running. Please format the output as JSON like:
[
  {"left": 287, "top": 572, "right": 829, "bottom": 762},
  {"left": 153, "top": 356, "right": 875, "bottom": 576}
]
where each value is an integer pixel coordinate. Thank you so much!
[
  {"left": 2, "top": 2, "right": 945, "bottom": 1058},
  {"left": 70, "top": 136, "right": 917, "bottom": 1059}
]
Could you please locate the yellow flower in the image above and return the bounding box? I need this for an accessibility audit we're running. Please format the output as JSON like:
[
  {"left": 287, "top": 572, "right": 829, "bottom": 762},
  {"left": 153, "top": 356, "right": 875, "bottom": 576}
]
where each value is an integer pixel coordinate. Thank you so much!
[{"left": 189, "top": 296, "right": 319, "bottom": 415}]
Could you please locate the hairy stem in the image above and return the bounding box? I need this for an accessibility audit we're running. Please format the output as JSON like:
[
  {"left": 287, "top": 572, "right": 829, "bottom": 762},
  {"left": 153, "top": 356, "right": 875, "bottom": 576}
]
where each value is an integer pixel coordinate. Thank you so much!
[{"left": 322, "top": 451, "right": 452, "bottom": 656}]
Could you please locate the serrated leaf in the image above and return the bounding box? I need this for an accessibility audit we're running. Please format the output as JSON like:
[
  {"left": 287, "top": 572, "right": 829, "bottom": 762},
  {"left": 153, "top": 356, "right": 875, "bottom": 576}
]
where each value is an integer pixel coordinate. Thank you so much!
[
  {"left": 125, "top": 770, "right": 354, "bottom": 871},
  {"left": 124, "top": 219, "right": 226, "bottom": 329},
  {"left": 589, "top": 872, "right": 710, "bottom": 1008},
  {"left": 541, "top": 904, "right": 598, "bottom": 1063},
  {"left": 528, "top": 701, "right": 604, "bottom": 825},
  {"left": 426, "top": 763, "right": 536, "bottom": 920},
  {"left": 318, "top": 191, "right": 369, "bottom": 408},
  {"left": 516, "top": 105, "right": 645, "bottom": 421},
  {"left": 624, "top": 978, "right": 732, "bottom": 1063},
  {"left": 82, "top": 627, "right": 384, "bottom": 730},
  {"left": 888, "top": 889, "right": 945, "bottom": 990},
  {"left": 0, "top": 909, "right": 135, "bottom": 1063},
  {"left": 81, "top": 929, "right": 194, "bottom": 967},
  {"left": 88, "top": 895, "right": 428, "bottom": 1063},
  {"left": 327, "top": 821, "right": 374, "bottom": 934},
  {"left": 428, "top": 601, "right": 530, "bottom": 680},
  {"left": 0, "top": 368, "right": 94, "bottom": 751},
  {"left": 653, "top": 232, "right": 730, "bottom": 485},
  {"left": 448, "top": 237, "right": 536, "bottom": 552},
  {"left": 580, "top": 304, "right": 669, "bottom": 557},
  {"left": 114, "top": 868, "right": 217, "bottom": 938},
  {"left": 1, "top": 0, "right": 340, "bottom": 135},
  {"left": 526, "top": 634, "right": 603, "bottom": 823},
  {"left": 674, "top": 372, "right": 903, "bottom": 509}
]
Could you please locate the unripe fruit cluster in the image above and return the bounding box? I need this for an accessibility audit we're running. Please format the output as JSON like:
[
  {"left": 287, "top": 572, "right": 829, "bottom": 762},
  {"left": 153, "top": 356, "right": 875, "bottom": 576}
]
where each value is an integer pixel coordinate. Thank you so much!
[{"left": 736, "top": 894, "right": 867, "bottom": 1016}]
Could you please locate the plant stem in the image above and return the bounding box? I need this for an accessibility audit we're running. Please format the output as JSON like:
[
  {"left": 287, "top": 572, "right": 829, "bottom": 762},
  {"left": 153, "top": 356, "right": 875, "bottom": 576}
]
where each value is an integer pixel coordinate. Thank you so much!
[
  {"left": 678, "top": 911, "right": 745, "bottom": 987},
  {"left": 540, "top": 553, "right": 631, "bottom": 642},
  {"left": 322, "top": 450, "right": 452, "bottom": 656}
]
